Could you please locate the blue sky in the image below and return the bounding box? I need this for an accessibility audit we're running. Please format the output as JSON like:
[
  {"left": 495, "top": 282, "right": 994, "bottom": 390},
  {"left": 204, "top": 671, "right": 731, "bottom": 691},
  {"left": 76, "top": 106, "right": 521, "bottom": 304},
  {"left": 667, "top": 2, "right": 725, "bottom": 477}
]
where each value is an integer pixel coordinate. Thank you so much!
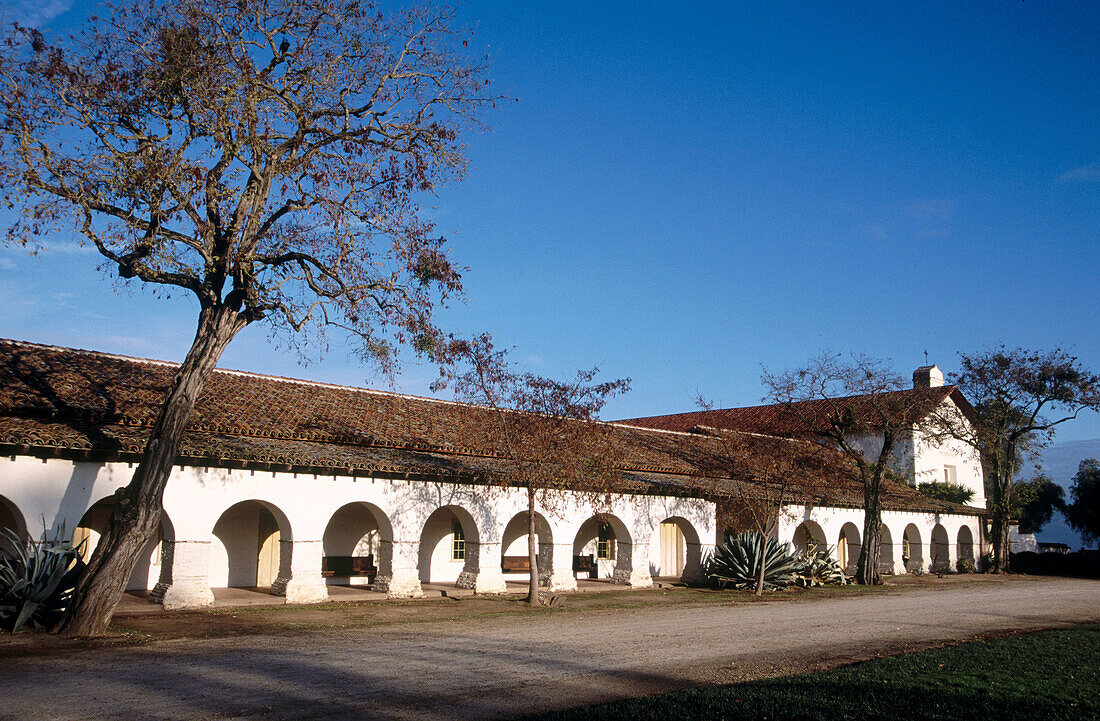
[{"left": 3, "top": 1, "right": 1099, "bottom": 450}]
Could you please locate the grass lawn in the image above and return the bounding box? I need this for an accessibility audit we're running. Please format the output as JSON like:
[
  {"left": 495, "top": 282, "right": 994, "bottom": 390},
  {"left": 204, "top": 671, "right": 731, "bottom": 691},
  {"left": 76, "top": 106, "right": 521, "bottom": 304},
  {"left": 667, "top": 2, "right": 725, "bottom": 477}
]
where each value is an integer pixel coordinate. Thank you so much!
[{"left": 527, "top": 624, "right": 1100, "bottom": 721}]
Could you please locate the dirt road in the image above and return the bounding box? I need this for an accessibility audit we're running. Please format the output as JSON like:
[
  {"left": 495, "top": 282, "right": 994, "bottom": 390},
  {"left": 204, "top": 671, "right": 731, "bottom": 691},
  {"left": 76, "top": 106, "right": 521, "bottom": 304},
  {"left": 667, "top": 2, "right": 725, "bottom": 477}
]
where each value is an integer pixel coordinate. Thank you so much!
[{"left": 3, "top": 577, "right": 1098, "bottom": 720}]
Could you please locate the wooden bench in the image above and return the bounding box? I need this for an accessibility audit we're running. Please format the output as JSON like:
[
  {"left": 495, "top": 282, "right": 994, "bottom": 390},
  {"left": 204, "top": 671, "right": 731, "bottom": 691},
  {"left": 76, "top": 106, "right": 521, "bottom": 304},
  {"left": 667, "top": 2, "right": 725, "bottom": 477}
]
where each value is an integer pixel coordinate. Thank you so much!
[
  {"left": 573, "top": 554, "right": 597, "bottom": 579},
  {"left": 322, "top": 555, "right": 377, "bottom": 582},
  {"left": 501, "top": 555, "right": 531, "bottom": 573}
]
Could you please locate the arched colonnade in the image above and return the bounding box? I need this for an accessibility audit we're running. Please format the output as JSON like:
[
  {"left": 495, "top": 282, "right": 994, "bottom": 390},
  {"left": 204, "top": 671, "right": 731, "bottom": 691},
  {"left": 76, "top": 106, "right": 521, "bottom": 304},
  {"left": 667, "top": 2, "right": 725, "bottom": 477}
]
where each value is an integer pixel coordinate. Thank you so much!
[
  {"left": 786, "top": 511, "right": 981, "bottom": 577},
  {"left": 0, "top": 488, "right": 710, "bottom": 609}
]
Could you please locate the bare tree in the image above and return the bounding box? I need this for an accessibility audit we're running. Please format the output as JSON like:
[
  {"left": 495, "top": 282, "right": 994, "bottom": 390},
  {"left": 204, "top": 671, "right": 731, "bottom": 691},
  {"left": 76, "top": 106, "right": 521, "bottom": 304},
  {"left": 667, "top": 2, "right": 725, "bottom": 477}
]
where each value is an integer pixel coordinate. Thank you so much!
[
  {"left": 0, "top": 0, "right": 496, "bottom": 636},
  {"left": 443, "top": 334, "right": 629, "bottom": 605},
  {"left": 692, "top": 399, "right": 847, "bottom": 595},
  {"left": 925, "top": 348, "right": 1100, "bottom": 572},
  {"left": 762, "top": 353, "right": 941, "bottom": 585}
]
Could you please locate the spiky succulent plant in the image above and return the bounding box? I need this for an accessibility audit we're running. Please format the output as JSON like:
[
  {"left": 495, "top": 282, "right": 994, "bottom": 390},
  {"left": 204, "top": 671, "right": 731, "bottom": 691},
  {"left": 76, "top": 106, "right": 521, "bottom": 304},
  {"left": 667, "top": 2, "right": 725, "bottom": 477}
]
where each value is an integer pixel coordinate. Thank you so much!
[
  {"left": 707, "top": 531, "right": 803, "bottom": 591},
  {"left": 793, "top": 547, "right": 848, "bottom": 587},
  {"left": 0, "top": 528, "right": 86, "bottom": 633}
]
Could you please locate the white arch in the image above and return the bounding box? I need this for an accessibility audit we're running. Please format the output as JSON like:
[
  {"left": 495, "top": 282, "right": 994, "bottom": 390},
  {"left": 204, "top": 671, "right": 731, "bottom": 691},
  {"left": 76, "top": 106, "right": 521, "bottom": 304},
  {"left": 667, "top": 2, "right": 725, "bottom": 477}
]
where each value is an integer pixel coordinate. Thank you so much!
[
  {"left": 209, "top": 499, "right": 293, "bottom": 592},
  {"left": 931, "top": 524, "right": 950, "bottom": 572},
  {"left": 792, "top": 520, "right": 827, "bottom": 555},
  {"left": 500, "top": 510, "right": 554, "bottom": 580},
  {"left": 878, "top": 523, "right": 895, "bottom": 574},
  {"left": 957, "top": 525, "right": 975, "bottom": 563},
  {"left": 651, "top": 515, "right": 702, "bottom": 580},
  {"left": 72, "top": 497, "right": 174, "bottom": 592},
  {"left": 837, "top": 522, "right": 861, "bottom": 575},
  {"left": 322, "top": 501, "right": 393, "bottom": 587},
  {"left": 573, "top": 513, "right": 634, "bottom": 582},
  {"left": 902, "top": 523, "right": 924, "bottom": 574},
  {"left": 418, "top": 504, "right": 481, "bottom": 584}
]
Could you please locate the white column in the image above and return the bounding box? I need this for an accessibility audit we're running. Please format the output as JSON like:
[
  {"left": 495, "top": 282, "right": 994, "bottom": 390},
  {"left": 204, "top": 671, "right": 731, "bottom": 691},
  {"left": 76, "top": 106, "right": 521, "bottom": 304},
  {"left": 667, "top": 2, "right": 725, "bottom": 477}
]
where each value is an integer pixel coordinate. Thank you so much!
[
  {"left": 681, "top": 542, "right": 708, "bottom": 584},
  {"left": 373, "top": 539, "right": 423, "bottom": 598},
  {"left": 455, "top": 540, "right": 507, "bottom": 594},
  {"left": 544, "top": 542, "right": 578, "bottom": 592},
  {"left": 282, "top": 539, "right": 328, "bottom": 604},
  {"left": 159, "top": 540, "right": 215, "bottom": 610},
  {"left": 612, "top": 541, "right": 653, "bottom": 588},
  {"left": 946, "top": 536, "right": 959, "bottom": 572}
]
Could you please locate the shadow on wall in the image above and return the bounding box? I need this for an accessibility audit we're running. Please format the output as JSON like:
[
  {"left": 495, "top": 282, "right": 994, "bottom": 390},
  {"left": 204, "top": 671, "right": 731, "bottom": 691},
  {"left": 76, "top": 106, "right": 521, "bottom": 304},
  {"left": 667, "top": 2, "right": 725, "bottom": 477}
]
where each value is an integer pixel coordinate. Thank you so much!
[{"left": 49, "top": 462, "right": 106, "bottom": 540}]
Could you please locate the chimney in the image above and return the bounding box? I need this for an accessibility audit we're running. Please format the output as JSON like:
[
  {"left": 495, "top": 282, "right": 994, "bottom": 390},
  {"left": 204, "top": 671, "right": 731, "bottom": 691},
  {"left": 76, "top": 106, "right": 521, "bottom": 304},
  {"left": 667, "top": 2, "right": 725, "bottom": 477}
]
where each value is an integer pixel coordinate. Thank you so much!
[{"left": 913, "top": 364, "right": 944, "bottom": 389}]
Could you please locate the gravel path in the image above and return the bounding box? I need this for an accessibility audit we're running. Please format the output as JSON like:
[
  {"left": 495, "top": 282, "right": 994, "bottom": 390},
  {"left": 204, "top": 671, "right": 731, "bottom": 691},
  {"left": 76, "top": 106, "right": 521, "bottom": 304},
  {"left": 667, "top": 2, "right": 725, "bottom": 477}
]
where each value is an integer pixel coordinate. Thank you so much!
[{"left": 4, "top": 577, "right": 1098, "bottom": 720}]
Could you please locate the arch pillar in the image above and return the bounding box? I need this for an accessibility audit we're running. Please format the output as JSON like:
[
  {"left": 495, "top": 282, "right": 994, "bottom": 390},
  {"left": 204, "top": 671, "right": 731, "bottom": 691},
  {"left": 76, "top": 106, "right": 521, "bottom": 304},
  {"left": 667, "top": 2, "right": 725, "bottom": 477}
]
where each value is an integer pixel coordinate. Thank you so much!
[
  {"left": 456, "top": 540, "right": 507, "bottom": 594},
  {"left": 681, "top": 540, "right": 705, "bottom": 583},
  {"left": 282, "top": 539, "right": 328, "bottom": 604},
  {"left": 160, "top": 540, "right": 215, "bottom": 610},
  {"left": 544, "top": 542, "right": 578, "bottom": 592},
  {"left": 614, "top": 540, "right": 653, "bottom": 588},
  {"left": 374, "top": 539, "right": 423, "bottom": 598}
]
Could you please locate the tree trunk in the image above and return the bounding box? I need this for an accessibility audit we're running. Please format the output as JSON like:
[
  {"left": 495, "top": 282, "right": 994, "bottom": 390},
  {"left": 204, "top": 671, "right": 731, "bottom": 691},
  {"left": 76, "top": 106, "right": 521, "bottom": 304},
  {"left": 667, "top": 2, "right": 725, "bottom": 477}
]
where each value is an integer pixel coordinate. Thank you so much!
[
  {"left": 56, "top": 304, "right": 247, "bottom": 637},
  {"left": 987, "top": 455, "right": 1015, "bottom": 574},
  {"left": 856, "top": 476, "right": 883, "bottom": 585},
  {"left": 755, "top": 530, "right": 766, "bottom": 596},
  {"left": 526, "top": 486, "right": 540, "bottom": 605}
]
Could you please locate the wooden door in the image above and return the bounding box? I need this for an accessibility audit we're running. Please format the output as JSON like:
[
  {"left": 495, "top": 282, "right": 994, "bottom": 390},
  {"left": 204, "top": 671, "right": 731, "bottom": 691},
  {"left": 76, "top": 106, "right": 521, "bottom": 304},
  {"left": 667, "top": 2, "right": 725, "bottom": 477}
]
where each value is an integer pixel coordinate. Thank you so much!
[
  {"left": 256, "top": 507, "right": 281, "bottom": 588},
  {"left": 659, "top": 522, "right": 685, "bottom": 577}
]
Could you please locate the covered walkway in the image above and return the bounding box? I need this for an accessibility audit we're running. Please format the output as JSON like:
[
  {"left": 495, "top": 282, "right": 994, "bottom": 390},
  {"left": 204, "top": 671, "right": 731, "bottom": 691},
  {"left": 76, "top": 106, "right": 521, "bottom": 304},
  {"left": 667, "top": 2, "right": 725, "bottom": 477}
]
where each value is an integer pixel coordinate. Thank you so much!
[{"left": 114, "top": 577, "right": 683, "bottom": 615}]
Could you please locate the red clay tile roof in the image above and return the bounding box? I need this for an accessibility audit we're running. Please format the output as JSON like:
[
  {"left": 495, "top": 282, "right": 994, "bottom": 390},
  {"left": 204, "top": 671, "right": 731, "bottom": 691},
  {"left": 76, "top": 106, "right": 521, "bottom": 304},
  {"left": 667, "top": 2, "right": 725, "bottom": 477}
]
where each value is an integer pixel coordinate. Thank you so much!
[
  {"left": 619, "top": 387, "right": 975, "bottom": 438},
  {"left": 0, "top": 339, "right": 983, "bottom": 516}
]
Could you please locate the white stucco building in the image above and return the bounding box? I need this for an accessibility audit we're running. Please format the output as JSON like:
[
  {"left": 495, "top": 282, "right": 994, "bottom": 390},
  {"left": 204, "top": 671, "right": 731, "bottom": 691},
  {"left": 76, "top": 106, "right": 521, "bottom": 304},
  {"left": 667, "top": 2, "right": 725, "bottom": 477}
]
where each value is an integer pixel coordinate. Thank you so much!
[
  {"left": 623, "top": 364, "right": 988, "bottom": 576},
  {"left": 0, "top": 340, "right": 985, "bottom": 610}
]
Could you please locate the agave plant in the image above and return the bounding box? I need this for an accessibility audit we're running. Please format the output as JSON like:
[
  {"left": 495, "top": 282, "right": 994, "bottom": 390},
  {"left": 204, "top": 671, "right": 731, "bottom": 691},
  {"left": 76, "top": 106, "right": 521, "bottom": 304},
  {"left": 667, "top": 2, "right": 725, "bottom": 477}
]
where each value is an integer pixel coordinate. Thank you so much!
[
  {"left": 793, "top": 546, "right": 848, "bottom": 587},
  {"left": 0, "top": 528, "right": 86, "bottom": 633},
  {"left": 707, "top": 531, "right": 803, "bottom": 591}
]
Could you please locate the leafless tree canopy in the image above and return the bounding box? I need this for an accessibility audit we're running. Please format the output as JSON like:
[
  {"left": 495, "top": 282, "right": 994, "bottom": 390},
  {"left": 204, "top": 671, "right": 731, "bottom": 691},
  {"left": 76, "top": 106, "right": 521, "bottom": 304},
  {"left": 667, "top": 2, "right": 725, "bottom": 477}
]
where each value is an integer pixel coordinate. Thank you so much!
[
  {"left": 0, "top": 0, "right": 498, "bottom": 636},
  {"left": 443, "top": 333, "right": 630, "bottom": 604},
  {"left": 925, "top": 347, "right": 1100, "bottom": 572},
  {"left": 1, "top": 0, "right": 496, "bottom": 367},
  {"left": 762, "top": 352, "right": 938, "bottom": 584}
]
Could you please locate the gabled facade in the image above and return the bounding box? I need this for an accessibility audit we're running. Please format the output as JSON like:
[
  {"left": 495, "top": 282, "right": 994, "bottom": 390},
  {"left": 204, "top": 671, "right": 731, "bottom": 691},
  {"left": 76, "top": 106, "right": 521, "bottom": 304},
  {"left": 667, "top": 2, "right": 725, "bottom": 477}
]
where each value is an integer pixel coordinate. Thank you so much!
[{"left": 622, "top": 364, "right": 986, "bottom": 508}]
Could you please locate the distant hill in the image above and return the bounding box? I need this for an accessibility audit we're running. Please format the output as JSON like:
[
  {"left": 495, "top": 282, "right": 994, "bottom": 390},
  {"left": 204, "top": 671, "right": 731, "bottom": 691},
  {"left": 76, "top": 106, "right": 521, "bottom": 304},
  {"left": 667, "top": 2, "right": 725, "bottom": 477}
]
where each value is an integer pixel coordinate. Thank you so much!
[{"left": 1021, "top": 438, "right": 1100, "bottom": 550}]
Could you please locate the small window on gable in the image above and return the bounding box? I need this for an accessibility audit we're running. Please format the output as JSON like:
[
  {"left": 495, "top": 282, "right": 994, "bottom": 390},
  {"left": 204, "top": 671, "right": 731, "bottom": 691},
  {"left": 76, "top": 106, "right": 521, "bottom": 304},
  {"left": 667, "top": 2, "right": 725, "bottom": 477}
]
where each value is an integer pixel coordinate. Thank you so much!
[
  {"left": 944, "top": 465, "right": 957, "bottom": 485},
  {"left": 596, "top": 521, "right": 615, "bottom": 561},
  {"left": 451, "top": 519, "right": 465, "bottom": 561}
]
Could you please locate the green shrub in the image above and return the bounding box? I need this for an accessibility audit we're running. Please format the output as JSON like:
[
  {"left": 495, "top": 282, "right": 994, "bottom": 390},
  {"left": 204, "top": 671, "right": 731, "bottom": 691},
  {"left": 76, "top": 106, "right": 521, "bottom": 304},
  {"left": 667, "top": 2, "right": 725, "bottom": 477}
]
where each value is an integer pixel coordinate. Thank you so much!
[
  {"left": 707, "top": 531, "right": 802, "bottom": 591},
  {"left": 917, "top": 481, "right": 975, "bottom": 505},
  {"left": 0, "top": 528, "right": 86, "bottom": 633},
  {"left": 956, "top": 557, "right": 976, "bottom": 574}
]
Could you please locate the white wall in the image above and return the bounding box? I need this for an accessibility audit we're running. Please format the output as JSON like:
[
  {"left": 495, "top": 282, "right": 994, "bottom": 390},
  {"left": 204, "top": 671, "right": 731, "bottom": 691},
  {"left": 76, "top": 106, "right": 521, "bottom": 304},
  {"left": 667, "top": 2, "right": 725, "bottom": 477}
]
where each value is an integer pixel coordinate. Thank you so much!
[
  {"left": 912, "top": 398, "right": 985, "bottom": 508},
  {"left": 0, "top": 455, "right": 717, "bottom": 606},
  {"left": 778, "top": 503, "right": 983, "bottom": 575}
]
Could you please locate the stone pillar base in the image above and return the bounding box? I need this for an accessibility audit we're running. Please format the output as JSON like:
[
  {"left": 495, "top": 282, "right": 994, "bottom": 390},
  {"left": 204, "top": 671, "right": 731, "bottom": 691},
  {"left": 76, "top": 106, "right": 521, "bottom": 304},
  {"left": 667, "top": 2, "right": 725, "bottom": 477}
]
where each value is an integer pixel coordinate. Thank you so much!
[
  {"left": 161, "top": 581, "right": 215, "bottom": 610},
  {"left": 376, "top": 572, "right": 423, "bottom": 598},
  {"left": 148, "top": 582, "right": 169, "bottom": 604},
  {"left": 545, "top": 568, "right": 578, "bottom": 592},
  {"left": 613, "top": 567, "right": 653, "bottom": 588},
  {"left": 284, "top": 577, "right": 328, "bottom": 605},
  {"left": 269, "top": 575, "right": 290, "bottom": 597},
  {"left": 680, "top": 566, "right": 706, "bottom": 585},
  {"left": 456, "top": 569, "right": 507, "bottom": 594}
]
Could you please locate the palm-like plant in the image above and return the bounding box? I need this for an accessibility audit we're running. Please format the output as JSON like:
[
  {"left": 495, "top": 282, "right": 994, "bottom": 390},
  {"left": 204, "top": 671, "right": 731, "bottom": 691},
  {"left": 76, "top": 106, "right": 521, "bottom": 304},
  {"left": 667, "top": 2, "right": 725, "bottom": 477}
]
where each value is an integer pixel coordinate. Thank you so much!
[
  {"left": 0, "top": 528, "right": 86, "bottom": 633},
  {"left": 707, "top": 531, "right": 803, "bottom": 591}
]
